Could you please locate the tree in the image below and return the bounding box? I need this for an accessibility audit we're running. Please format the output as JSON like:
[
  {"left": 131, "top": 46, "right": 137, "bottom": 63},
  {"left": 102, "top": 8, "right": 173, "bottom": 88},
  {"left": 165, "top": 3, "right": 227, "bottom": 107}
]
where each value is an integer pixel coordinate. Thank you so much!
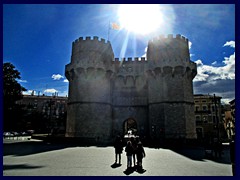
[{"left": 3, "top": 62, "right": 27, "bottom": 131}]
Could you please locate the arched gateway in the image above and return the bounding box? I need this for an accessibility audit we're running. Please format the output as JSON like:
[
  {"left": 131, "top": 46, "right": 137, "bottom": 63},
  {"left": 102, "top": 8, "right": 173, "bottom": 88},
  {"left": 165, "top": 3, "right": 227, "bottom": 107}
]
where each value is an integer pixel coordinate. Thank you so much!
[
  {"left": 123, "top": 118, "right": 137, "bottom": 136},
  {"left": 65, "top": 35, "right": 197, "bottom": 145}
]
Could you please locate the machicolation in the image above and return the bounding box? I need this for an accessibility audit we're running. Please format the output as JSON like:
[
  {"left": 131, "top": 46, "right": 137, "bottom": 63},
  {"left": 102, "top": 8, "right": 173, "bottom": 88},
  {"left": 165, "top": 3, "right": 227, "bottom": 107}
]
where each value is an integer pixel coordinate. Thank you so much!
[{"left": 65, "top": 34, "right": 197, "bottom": 145}]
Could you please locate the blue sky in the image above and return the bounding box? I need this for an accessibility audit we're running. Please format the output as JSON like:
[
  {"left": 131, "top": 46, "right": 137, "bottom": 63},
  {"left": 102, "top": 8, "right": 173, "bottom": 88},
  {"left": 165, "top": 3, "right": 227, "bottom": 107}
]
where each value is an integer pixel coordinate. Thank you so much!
[{"left": 3, "top": 4, "right": 235, "bottom": 104}]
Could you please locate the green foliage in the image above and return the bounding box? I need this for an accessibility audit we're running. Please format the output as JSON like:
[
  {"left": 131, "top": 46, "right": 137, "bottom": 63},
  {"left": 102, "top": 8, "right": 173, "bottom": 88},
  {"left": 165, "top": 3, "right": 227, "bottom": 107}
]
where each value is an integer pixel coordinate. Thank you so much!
[
  {"left": 3, "top": 62, "right": 27, "bottom": 131},
  {"left": 3, "top": 62, "right": 27, "bottom": 107}
]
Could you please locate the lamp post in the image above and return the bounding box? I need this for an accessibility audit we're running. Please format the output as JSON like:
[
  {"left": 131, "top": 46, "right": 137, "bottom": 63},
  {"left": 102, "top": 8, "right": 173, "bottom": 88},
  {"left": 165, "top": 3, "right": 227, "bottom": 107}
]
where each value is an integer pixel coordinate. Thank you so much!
[{"left": 213, "top": 94, "right": 220, "bottom": 141}]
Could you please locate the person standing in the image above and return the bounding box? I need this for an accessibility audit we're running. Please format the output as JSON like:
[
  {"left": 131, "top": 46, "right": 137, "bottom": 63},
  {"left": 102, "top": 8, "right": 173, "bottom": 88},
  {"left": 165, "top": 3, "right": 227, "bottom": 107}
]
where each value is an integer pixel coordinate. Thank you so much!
[
  {"left": 131, "top": 137, "right": 138, "bottom": 167},
  {"left": 114, "top": 135, "right": 123, "bottom": 164},
  {"left": 230, "top": 135, "right": 235, "bottom": 176},
  {"left": 136, "top": 141, "right": 146, "bottom": 172},
  {"left": 125, "top": 140, "right": 133, "bottom": 169}
]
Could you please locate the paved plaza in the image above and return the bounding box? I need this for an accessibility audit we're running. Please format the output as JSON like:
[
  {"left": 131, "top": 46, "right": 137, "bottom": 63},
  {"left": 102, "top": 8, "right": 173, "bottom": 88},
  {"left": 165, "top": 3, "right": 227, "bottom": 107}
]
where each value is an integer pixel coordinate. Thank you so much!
[{"left": 3, "top": 138, "right": 233, "bottom": 176}]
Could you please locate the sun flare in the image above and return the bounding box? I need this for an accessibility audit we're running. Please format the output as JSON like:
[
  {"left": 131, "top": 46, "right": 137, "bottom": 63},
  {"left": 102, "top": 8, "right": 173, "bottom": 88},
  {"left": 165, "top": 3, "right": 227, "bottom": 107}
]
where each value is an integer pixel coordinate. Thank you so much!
[{"left": 118, "top": 4, "right": 164, "bottom": 35}]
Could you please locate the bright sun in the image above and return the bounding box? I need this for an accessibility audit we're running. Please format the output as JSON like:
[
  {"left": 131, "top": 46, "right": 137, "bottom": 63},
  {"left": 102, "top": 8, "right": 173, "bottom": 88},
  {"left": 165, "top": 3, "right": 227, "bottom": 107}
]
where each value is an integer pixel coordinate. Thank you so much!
[{"left": 118, "top": 4, "right": 164, "bottom": 35}]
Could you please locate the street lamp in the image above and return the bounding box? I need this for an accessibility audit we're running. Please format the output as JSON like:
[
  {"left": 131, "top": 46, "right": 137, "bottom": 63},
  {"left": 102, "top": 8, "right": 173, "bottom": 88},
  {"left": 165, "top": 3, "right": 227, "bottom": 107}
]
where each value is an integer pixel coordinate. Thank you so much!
[{"left": 213, "top": 94, "right": 220, "bottom": 141}]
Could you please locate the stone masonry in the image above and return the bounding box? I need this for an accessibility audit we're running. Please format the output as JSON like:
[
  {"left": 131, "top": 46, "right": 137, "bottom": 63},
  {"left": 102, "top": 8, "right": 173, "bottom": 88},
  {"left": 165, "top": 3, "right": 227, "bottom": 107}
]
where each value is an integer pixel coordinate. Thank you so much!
[{"left": 65, "top": 34, "right": 197, "bottom": 144}]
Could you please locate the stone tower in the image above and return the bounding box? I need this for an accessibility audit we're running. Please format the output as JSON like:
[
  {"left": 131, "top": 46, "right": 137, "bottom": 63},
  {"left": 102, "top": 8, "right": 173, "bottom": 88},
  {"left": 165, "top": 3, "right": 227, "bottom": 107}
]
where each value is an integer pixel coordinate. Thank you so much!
[
  {"left": 65, "top": 36, "right": 114, "bottom": 143},
  {"left": 146, "top": 34, "right": 197, "bottom": 140},
  {"left": 65, "top": 34, "right": 197, "bottom": 145}
]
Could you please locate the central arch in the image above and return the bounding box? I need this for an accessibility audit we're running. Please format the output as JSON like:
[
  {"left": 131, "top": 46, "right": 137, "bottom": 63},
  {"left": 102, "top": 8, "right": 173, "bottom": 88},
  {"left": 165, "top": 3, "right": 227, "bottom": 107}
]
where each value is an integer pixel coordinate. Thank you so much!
[{"left": 123, "top": 118, "right": 137, "bottom": 136}]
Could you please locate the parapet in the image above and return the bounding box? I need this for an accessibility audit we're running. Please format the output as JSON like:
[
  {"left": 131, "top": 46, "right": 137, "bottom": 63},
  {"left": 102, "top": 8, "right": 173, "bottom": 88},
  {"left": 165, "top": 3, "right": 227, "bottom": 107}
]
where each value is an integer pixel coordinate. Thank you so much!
[
  {"left": 73, "top": 36, "right": 110, "bottom": 45},
  {"left": 113, "top": 57, "right": 147, "bottom": 62},
  {"left": 71, "top": 36, "right": 114, "bottom": 62},
  {"left": 149, "top": 34, "right": 189, "bottom": 44}
]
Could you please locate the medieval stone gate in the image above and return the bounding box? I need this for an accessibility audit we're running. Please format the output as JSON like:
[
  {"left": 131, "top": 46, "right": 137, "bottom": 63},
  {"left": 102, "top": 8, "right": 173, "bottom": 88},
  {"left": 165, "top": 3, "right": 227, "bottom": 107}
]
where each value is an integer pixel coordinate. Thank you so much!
[{"left": 65, "top": 34, "right": 197, "bottom": 144}]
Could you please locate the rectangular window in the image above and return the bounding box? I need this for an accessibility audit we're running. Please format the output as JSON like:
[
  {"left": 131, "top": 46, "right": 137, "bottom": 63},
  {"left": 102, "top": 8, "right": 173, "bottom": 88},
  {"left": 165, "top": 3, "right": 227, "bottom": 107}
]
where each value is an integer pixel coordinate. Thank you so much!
[
  {"left": 202, "top": 105, "right": 207, "bottom": 111},
  {"left": 212, "top": 116, "right": 216, "bottom": 123},
  {"left": 195, "top": 106, "right": 199, "bottom": 112}
]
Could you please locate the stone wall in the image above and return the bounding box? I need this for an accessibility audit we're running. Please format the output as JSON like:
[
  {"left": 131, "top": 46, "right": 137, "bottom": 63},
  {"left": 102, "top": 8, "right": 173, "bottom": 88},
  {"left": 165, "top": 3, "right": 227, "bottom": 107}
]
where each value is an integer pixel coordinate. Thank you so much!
[{"left": 65, "top": 34, "right": 197, "bottom": 144}]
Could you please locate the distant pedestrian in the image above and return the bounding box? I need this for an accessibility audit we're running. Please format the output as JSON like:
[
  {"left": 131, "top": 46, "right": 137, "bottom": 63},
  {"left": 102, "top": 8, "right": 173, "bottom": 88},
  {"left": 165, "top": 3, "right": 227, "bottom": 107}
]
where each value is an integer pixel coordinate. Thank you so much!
[
  {"left": 136, "top": 141, "right": 146, "bottom": 172},
  {"left": 114, "top": 135, "right": 123, "bottom": 164},
  {"left": 130, "top": 137, "right": 138, "bottom": 167},
  {"left": 230, "top": 135, "right": 235, "bottom": 176},
  {"left": 217, "top": 140, "right": 223, "bottom": 158},
  {"left": 212, "top": 138, "right": 220, "bottom": 158},
  {"left": 125, "top": 140, "right": 133, "bottom": 169}
]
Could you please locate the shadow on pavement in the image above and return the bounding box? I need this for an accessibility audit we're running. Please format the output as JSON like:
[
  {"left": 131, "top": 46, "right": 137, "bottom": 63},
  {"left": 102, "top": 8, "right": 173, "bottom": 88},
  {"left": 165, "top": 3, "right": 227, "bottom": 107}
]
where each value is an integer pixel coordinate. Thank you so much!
[
  {"left": 123, "top": 167, "right": 135, "bottom": 175},
  {"left": 123, "top": 167, "right": 146, "bottom": 175},
  {"left": 168, "top": 145, "right": 231, "bottom": 164},
  {"left": 3, "top": 140, "right": 71, "bottom": 156},
  {"left": 111, "top": 163, "right": 122, "bottom": 168},
  {"left": 3, "top": 164, "right": 44, "bottom": 170}
]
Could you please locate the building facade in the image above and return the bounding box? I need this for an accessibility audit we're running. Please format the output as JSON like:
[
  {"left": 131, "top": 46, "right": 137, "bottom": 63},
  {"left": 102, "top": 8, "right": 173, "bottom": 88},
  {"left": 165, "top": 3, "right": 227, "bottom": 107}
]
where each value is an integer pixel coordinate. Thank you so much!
[
  {"left": 16, "top": 94, "right": 67, "bottom": 133},
  {"left": 65, "top": 34, "right": 197, "bottom": 144},
  {"left": 226, "top": 99, "right": 235, "bottom": 139},
  {"left": 193, "top": 94, "right": 227, "bottom": 142}
]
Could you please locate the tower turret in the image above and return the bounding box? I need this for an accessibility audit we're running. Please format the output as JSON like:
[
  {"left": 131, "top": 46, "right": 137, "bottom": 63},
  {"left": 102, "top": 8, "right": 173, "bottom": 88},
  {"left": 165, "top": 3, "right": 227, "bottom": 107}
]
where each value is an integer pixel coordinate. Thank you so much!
[
  {"left": 65, "top": 36, "right": 114, "bottom": 144},
  {"left": 146, "top": 34, "right": 197, "bottom": 140}
]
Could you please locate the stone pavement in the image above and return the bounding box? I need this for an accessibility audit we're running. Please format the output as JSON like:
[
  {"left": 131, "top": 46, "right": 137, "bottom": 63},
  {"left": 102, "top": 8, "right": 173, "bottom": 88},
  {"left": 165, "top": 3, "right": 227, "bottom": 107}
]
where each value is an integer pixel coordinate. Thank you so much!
[{"left": 3, "top": 138, "right": 233, "bottom": 176}]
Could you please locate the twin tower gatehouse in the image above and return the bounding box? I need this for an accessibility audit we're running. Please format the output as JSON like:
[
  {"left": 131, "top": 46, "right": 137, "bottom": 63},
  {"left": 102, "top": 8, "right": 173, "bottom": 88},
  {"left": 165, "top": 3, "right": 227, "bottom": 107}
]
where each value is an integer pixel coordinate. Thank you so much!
[{"left": 65, "top": 34, "right": 197, "bottom": 145}]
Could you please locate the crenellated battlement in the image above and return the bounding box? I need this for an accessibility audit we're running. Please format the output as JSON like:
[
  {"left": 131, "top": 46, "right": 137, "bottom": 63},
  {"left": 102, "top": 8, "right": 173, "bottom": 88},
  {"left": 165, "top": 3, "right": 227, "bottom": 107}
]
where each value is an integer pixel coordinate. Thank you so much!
[
  {"left": 71, "top": 36, "right": 114, "bottom": 65},
  {"left": 113, "top": 57, "right": 147, "bottom": 62},
  {"left": 149, "top": 34, "right": 189, "bottom": 43},
  {"left": 73, "top": 36, "right": 110, "bottom": 44},
  {"left": 65, "top": 34, "right": 197, "bottom": 143}
]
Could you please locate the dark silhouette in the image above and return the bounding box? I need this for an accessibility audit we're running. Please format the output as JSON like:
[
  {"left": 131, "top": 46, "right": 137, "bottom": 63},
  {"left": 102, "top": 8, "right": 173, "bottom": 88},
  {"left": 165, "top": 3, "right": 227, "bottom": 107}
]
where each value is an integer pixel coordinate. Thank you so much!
[
  {"left": 111, "top": 163, "right": 121, "bottom": 168},
  {"left": 130, "top": 137, "right": 137, "bottom": 167},
  {"left": 230, "top": 135, "right": 235, "bottom": 176},
  {"left": 123, "top": 166, "right": 135, "bottom": 175},
  {"left": 3, "top": 62, "right": 27, "bottom": 131},
  {"left": 114, "top": 136, "right": 123, "bottom": 164},
  {"left": 136, "top": 141, "right": 146, "bottom": 172},
  {"left": 212, "top": 138, "right": 222, "bottom": 158},
  {"left": 125, "top": 140, "right": 133, "bottom": 169}
]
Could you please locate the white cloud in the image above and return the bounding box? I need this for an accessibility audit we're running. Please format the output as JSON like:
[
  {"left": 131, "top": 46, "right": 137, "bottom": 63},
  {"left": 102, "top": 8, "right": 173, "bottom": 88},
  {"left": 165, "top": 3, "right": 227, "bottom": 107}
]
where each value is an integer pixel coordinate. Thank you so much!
[
  {"left": 63, "top": 79, "right": 69, "bottom": 83},
  {"left": 211, "top": 61, "right": 217, "bottom": 65},
  {"left": 44, "top": 88, "right": 58, "bottom": 93},
  {"left": 194, "top": 41, "right": 235, "bottom": 82},
  {"left": 22, "top": 90, "right": 35, "bottom": 95},
  {"left": 223, "top": 41, "right": 235, "bottom": 48},
  {"left": 193, "top": 40, "right": 235, "bottom": 104},
  {"left": 194, "top": 59, "right": 203, "bottom": 66},
  {"left": 188, "top": 41, "right": 192, "bottom": 49},
  {"left": 52, "top": 74, "right": 64, "bottom": 80},
  {"left": 141, "top": 47, "right": 148, "bottom": 58},
  {"left": 18, "top": 79, "right": 28, "bottom": 83}
]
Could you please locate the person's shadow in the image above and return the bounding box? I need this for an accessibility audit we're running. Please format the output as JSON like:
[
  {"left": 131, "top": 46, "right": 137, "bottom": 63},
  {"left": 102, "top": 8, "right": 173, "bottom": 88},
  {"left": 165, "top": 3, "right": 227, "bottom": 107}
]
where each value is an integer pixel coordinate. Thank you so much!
[
  {"left": 123, "top": 167, "right": 135, "bottom": 175},
  {"left": 123, "top": 166, "right": 147, "bottom": 175},
  {"left": 111, "top": 162, "right": 122, "bottom": 169},
  {"left": 136, "top": 168, "right": 146, "bottom": 174}
]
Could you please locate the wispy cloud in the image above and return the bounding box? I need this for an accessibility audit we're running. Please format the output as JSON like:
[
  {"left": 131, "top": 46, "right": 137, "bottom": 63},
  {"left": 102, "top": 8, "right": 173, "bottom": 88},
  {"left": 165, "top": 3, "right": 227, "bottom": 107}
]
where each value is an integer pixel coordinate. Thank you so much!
[
  {"left": 211, "top": 61, "right": 217, "bottom": 65},
  {"left": 223, "top": 41, "right": 235, "bottom": 48},
  {"left": 52, "top": 74, "right": 64, "bottom": 80},
  {"left": 18, "top": 79, "right": 28, "bottom": 83},
  {"left": 44, "top": 88, "right": 58, "bottom": 93}
]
